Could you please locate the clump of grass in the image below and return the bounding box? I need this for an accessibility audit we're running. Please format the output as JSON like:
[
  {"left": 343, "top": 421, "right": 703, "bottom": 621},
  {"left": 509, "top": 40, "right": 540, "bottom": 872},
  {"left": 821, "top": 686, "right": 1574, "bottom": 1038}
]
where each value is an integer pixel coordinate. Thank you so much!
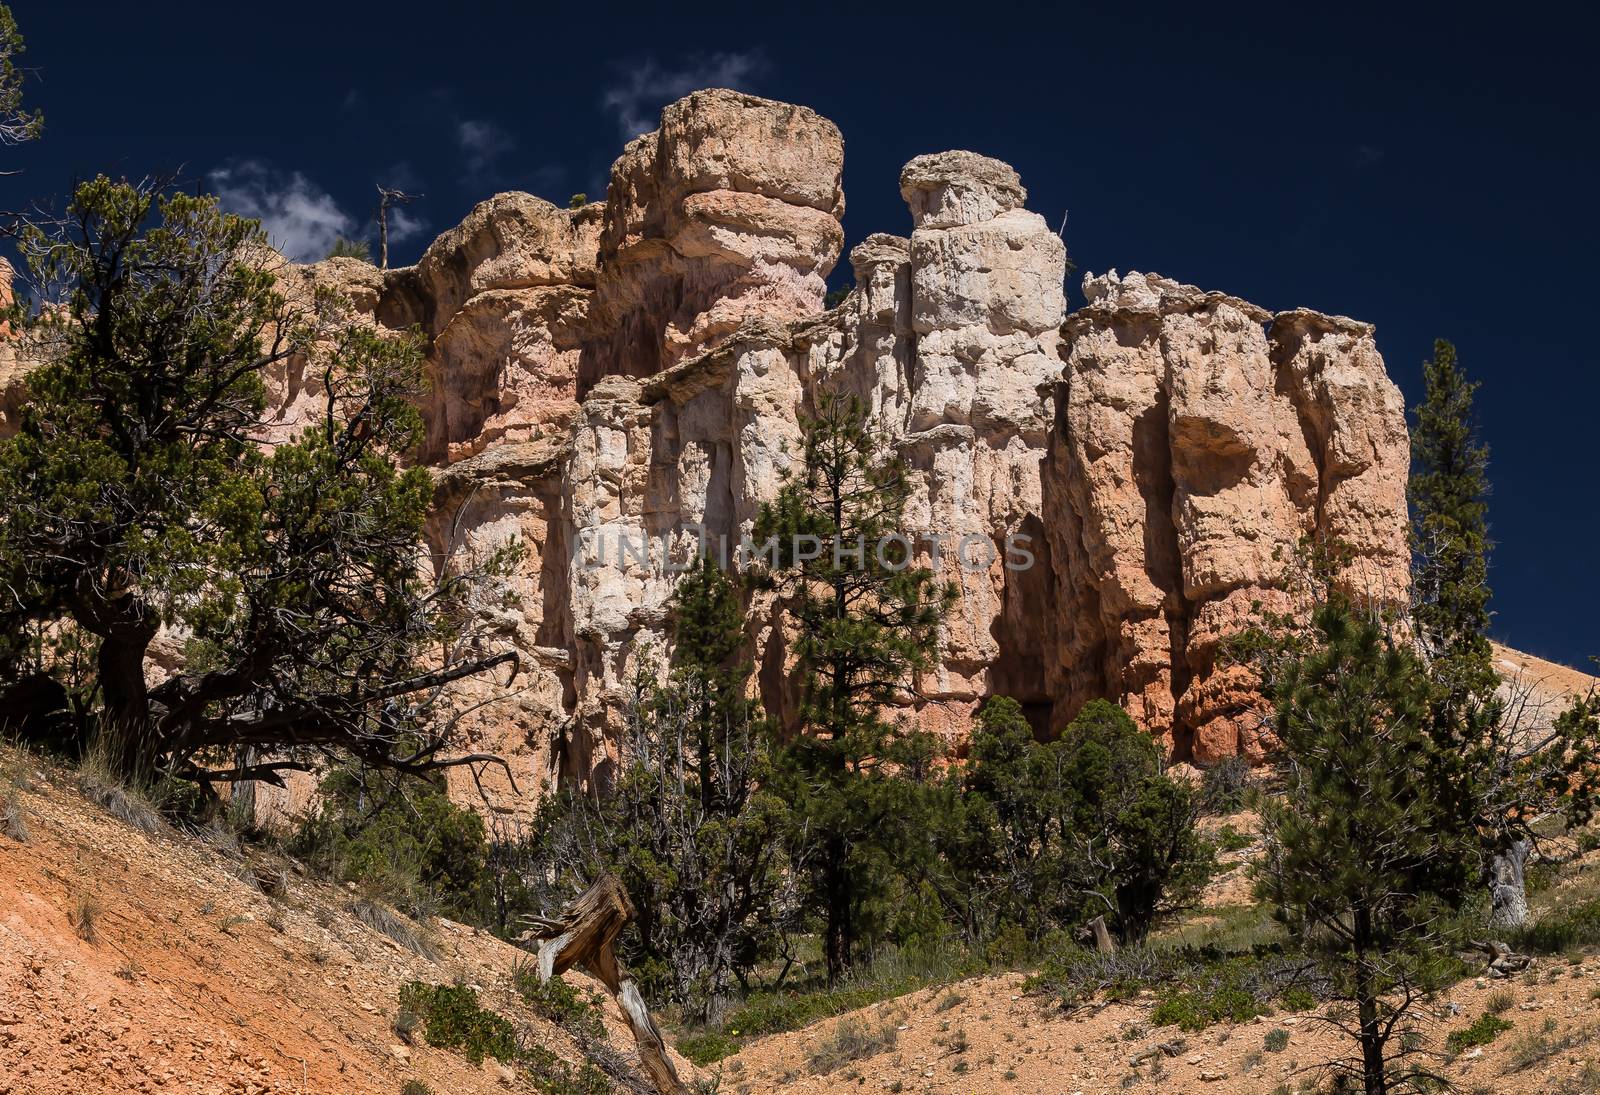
[
  {"left": 70, "top": 894, "right": 100, "bottom": 942},
  {"left": 522, "top": 1044, "right": 613, "bottom": 1094},
  {"left": 715, "top": 943, "right": 984, "bottom": 1042},
  {"left": 396, "top": 981, "right": 516, "bottom": 1066},
  {"left": 1264, "top": 1027, "right": 1290, "bottom": 1052},
  {"left": 1552, "top": 1061, "right": 1600, "bottom": 1094},
  {"left": 1502, "top": 1019, "right": 1592, "bottom": 1074},
  {"left": 391, "top": 1006, "right": 421, "bottom": 1044},
  {"left": 2, "top": 788, "right": 27, "bottom": 842},
  {"left": 1484, "top": 987, "right": 1517, "bottom": 1014},
  {"left": 1511, "top": 898, "right": 1600, "bottom": 955},
  {"left": 352, "top": 897, "right": 438, "bottom": 959},
  {"left": 77, "top": 764, "right": 163, "bottom": 834},
  {"left": 400, "top": 1082, "right": 432, "bottom": 1095},
  {"left": 805, "top": 1017, "right": 899, "bottom": 1075}
]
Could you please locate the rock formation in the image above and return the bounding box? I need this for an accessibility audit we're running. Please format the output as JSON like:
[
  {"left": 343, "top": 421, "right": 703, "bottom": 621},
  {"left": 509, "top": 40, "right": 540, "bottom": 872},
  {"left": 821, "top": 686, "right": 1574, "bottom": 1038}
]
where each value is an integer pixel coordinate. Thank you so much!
[{"left": 0, "top": 89, "right": 1414, "bottom": 813}]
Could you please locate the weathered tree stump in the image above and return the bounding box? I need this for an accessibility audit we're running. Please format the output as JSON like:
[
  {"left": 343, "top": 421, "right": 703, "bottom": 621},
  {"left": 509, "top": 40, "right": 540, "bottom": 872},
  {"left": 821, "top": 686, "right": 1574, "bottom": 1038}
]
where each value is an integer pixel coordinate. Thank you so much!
[
  {"left": 1086, "top": 914, "right": 1117, "bottom": 953},
  {"left": 520, "top": 874, "right": 688, "bottom": 1095}
]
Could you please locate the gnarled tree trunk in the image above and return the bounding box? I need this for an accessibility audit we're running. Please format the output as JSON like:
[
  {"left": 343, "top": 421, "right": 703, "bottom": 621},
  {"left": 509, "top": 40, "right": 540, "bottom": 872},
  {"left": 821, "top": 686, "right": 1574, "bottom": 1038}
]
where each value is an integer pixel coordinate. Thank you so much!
[
  {"left": 1489, "top": 838, "right": 1531, "bottom": 929},
  {"left": 520, "top": 874, "right": 688, "bottom": 1095}
]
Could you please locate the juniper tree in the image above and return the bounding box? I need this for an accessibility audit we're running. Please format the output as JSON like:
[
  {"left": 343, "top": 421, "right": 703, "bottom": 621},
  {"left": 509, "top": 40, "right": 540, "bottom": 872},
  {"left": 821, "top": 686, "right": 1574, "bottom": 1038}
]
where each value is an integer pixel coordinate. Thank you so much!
[
  {"left": 1054, "top": 700, "right": 1211, "bottom": 943},
  {"left": 1257, "top": 599, "right": 1474, "bottom": 1095},
  {"left": 0, "top": 177, "right": 515, "bottom": 790},
  {"left": 933, "top": 696, "right": 1210, "bottom": 947},
  {"left": 751, "top": 390, "right": 953, "bottom": 983}
]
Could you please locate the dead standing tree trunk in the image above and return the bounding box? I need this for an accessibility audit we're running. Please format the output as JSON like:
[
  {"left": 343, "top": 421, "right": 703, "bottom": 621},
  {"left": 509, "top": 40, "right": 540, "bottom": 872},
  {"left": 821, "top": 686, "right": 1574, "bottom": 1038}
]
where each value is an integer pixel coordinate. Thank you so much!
[
  {"left": 375, "top": 185, "right": 419, "bottom": 270},
  {"left": 519, "top": 874, "right": 689, "bottom": 1095}
]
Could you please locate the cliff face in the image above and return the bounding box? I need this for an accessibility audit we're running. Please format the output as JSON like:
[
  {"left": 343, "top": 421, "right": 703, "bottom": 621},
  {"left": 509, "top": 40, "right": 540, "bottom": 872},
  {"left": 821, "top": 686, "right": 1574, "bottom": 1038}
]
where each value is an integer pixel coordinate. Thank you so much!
[
  {"left": 0, "top": 89, "right": 1412, "bottom": 811},
  {"left": 395, "top": 89, "right": 1408, "bottom": 809}
]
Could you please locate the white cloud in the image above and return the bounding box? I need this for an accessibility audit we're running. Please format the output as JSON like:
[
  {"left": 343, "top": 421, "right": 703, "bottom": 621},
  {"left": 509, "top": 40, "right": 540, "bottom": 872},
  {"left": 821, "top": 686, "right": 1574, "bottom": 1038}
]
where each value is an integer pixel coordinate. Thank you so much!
[
  {"left": 386, "top": 204, "right": 427, "bottom": 245},
  {"left": 601, "top": 51, "right": 766, "bottom": 139},
  {"left": 207, "top": 161, "right": 356, "bottom": 262},
  {"left": 457, "top": 119, "right": 515, "bottom": 184}
]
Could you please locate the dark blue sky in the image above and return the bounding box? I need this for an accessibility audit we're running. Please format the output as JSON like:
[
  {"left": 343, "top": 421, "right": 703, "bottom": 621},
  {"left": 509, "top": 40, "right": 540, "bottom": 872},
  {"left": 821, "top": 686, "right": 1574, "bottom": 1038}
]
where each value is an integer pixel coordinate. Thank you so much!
[{"left": 3, "top": 1, "right": 1595, "bottom": 669}]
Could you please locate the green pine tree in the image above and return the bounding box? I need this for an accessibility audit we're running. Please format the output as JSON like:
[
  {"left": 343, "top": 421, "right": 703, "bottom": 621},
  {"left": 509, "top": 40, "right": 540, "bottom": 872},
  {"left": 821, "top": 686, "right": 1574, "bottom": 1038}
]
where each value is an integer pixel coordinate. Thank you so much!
[
  {"left": 752, "top": 390, "right": 953, "bottom": 983},
  {"left": 1055, "top": 700, "right": 1211, "bottom": 943},
  {"left": 936, "top": 697, "right": 1210, "bottom": 947},
  {"left": 1408, "top": 339, "right": 1600, "bottom": 926},
  {"left": 534, "top": 558, "right": 790, "bottom": 1021},
  {"left": 1409, "top": 338, "right": 1496, "bottom": 712},
  {"left": 1257, "top": 599, "right": 1474, "bottom": 1095}
]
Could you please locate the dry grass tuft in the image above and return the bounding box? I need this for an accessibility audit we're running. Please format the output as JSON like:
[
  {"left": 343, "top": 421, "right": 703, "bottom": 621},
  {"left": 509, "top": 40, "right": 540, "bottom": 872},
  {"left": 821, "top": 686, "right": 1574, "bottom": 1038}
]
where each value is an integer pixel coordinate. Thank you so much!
[
  {"left": 2, "top": 788, "right": 27, "bottom": 842},
  {"left": 77, "top": 763, "right": 163, "bottom": 834},
  {"left": 70, "top": 894, "right": 101, "bottom": 943},
  {"left": 806, "top": 1016, "right": 899, "bottom": 1075},
  {"left": 351, "top": 897, "right": 439, "bottom": 960}
]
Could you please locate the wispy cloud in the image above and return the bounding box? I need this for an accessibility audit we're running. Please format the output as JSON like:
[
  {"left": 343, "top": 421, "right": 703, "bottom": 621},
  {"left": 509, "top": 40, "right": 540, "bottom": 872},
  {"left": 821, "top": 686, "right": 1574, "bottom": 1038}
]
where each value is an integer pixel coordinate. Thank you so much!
[
  {"left": 601, "top": 51, "right": 767, "bottom": 139},
  {"left": 457, "top": 119, "right": 515, "bottom": 185},
  {"left": 386, "top": 204, "right": 427, "bottom": 245},
  {"left": 207, "top": 161, "right": 355, "bottom": 262}
]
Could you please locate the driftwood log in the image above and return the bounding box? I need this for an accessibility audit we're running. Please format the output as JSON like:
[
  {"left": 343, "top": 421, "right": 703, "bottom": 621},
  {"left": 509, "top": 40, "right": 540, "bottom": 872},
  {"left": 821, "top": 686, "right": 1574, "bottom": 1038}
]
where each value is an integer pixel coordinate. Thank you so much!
[
  {"left": 1465, "top": 939, "right": 1534, "bottom": 978},
  {"left": 519, "top": 874, "right": 688, "bottom": 1095}
]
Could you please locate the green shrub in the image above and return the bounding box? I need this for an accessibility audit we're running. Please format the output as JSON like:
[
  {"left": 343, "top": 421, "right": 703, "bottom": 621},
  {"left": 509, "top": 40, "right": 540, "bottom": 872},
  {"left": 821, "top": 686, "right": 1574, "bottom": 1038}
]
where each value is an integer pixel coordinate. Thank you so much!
[
  {"left": 1279, "top": 986, "right": 1317, "bottom": 1011},
  {"left": 400, "top": 1082, "right": 432, "bottom": 1095},
  {"left": 1214, "top": 824, "right": 1253, "bottom": 853},
  {"left": 291, "top": 767, "right": 502, "bottom": 924},
  {"left": 512, "top": 963, "right": 603, "bottom": 1038},
  {"left": 1200, "top": 756, "right": 1252, "bottom": 814},
  {"left": 1445, "top": 1012, "right": 1513, "bottom": 1054},
  {"left": 676, "top": 1029, "right": 742, "bottom": 1066},
  {"left": 1150, "top": 981, "right": 1264, "bottom": 1031},
  {"left": 396, "top": 981, "right": 517, "bottom": 1065},
  {"left": 523, "top": 1045, "right": 613, "bottom": 1095},
  {"left": 1264, "top": 1028, "right": 1290, "bottom": 1052}
]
